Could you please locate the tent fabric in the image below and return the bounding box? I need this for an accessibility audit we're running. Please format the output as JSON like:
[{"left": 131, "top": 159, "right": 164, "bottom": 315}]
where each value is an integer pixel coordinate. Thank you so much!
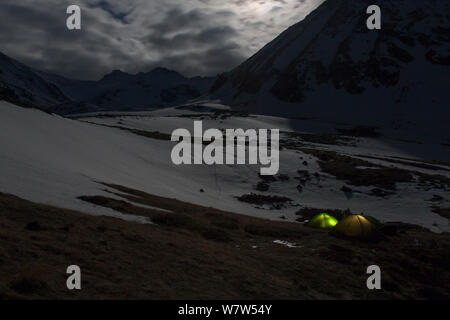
[
  {"left": 307, "top": 213, "right": 338, "bottom": 229},
  {"left": 365, "top": 215, "right": 382, "bottom": 227},
  {"left": 333, "top": 215, "right": 373, "bottom": 238}
]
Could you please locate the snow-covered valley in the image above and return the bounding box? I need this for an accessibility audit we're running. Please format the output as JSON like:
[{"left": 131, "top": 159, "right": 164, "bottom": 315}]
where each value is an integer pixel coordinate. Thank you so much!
[{"left": 1, "top": 101, "right": 449, "bottom": 232}]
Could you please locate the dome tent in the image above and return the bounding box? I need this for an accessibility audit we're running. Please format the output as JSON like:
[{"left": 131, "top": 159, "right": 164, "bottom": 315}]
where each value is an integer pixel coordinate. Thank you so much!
[
  {"left": 365, "top": 215, "right": 383, "bottom": 228},
  {"left": 307, "top": 213, "right": 338, "bottom": 229},
  {"left": 333, "top": 215, "right": 374, "bottom": 239}
]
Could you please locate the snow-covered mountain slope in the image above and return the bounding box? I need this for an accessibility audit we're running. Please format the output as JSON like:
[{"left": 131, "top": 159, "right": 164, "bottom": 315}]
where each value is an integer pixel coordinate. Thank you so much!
[
  {"left": 0, "top": 52, "right": 70, "bottom": 108},
  {"left": 210, "top": 0, "right": 450, "bottom": 136},
  {"left": 0, "top": 51, "right": 213, "bottom": 114},
  {"left": 1, "top": 100, "right": 449, "bottom": 232}
]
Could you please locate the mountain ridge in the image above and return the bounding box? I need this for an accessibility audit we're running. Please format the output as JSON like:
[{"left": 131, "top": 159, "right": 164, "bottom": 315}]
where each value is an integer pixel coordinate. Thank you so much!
[
  {"left": 0, "top": 51, "right": 214, "bottom": 114},
  {"left": 210, "top": 0, "right": 450, "bottom": 134}
]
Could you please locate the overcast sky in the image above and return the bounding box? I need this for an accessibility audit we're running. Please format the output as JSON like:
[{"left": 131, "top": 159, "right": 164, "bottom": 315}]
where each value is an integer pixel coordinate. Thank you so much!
[{"left": 0, "top": 0, "right": 324, "bottom": 80}]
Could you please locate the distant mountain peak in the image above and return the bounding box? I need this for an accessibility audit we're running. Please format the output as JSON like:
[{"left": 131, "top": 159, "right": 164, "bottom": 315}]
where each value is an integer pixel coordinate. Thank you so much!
[
  {"left": 148, "top": 66, "right": 174, "bottom": 73},
  {"left": 100, "top": 69, "right": 131, "bottom": 81},
  {"left": 144, "top": 67, "right": 185, "bottom": 79},
  {"left": 0, "top": 52, "right": 214, "bottom": 114},
  {"left": 211, "top": 0, "right": 450, "bottom": 129},
  {"left": 110, "top": 69, "right": 128, "bottom": 75}
]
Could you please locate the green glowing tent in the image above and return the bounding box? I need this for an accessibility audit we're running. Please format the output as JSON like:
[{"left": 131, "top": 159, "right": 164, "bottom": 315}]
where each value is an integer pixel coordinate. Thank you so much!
[{"left": 307, "top": 213, "right": 338, "bottom": 229}]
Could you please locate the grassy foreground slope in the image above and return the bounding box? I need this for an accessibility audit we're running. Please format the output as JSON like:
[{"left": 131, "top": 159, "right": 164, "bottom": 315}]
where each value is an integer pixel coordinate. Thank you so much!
[{"left": 0, "top": 186, "right": 449, "bottom": 300}]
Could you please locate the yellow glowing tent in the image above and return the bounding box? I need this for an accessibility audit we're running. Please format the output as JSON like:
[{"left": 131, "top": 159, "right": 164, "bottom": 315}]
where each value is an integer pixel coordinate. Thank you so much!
[
  {"left": 333, "top": 215, "right": 374, "bottom": 238},
  {"left": 307, "top": 213, "right": 338, "bottom": 229}
]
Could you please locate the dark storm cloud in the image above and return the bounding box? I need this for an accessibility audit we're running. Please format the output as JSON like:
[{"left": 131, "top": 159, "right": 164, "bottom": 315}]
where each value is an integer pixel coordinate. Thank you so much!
[
  {"left": 0, "top": 0, "right": 324, "bottom": 80},
  {"left": 142, "top": 8, "right": 244, "bottom": 74},
  {"left": 87, "top": 0, "right": 134, "bottom": 24}
]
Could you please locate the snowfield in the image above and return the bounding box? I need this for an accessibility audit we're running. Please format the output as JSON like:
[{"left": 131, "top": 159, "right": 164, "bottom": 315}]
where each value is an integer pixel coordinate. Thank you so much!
[{"left": 0, "top": 101, "right": 449, "bottom": 232}]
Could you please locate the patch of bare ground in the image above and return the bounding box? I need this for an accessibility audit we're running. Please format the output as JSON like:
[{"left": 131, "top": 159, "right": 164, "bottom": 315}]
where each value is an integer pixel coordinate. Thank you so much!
[
  {"left": 0, "top": 189, "right": 450, "bottom": 299},
  {"left": 299, "top": 148, "right": 413, "bottom": 190},
  {"left": 281, "top": 131, "right": 354, "bottom": 147},
  {"left": 390, "top": 156, "right": 450, "bottom": 169},
  {"left": 428, "top": 195, "right": 445, "bottom": 202},
  {"left": 336, "top": 126, "right": 381, "bottom": 138},
  {"left": 394, "top": 138, "right": 423, "bottom": 145},
  {"left": 254, "top": 174, "right": 291, "bottom": 192},
  {"left": 416, "top": 172, "right": 450, "bottom": 190},
  {"left": 357, "top": 155, "right": 450, "bottom": 173},
  {"left": 431, "top": 207, "right": 450, "bottom": 225},
  {"left": 236, "top": 193, "right": 292, "bottom": 209},
  {"left": 127, "top": 129, "right": 171, "bottom": 140},
  {"left": 255, "top": 181, "right": 270, "bottom": 192},
  {"left": 82, "top": 122, "right": 172, "bottom": 141},
  {"left": 168, "top": 109, "right": 250, "bottom": 120},
  {"left": 301, "top": 148, "right": 450, "bottom": 191},
  {"left": 0, "top": 92, "right": 44, "bottom": 111}
]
